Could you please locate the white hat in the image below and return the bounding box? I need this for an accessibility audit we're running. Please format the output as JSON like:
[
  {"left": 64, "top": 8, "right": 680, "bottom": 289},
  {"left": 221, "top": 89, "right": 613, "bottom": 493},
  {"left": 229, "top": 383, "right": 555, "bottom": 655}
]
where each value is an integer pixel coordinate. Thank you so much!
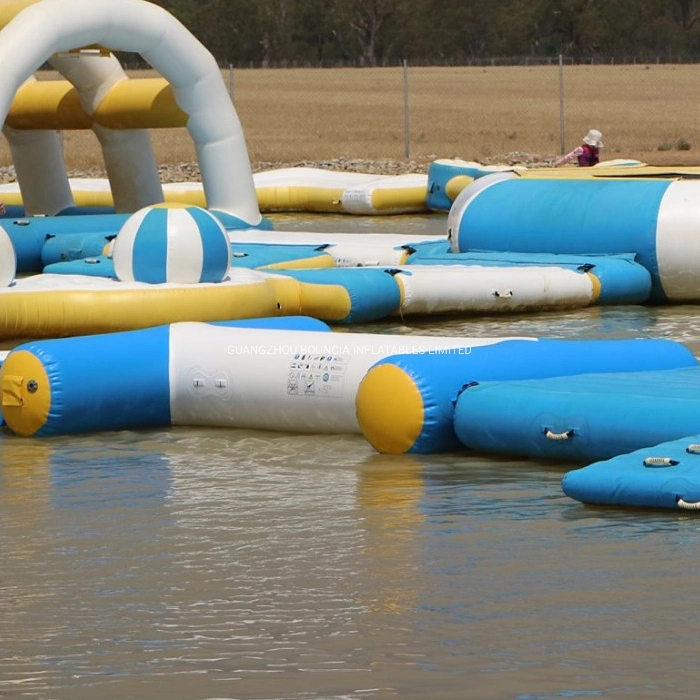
[{"left": 583, "top": 129, "right": 603, "bottom": 148}]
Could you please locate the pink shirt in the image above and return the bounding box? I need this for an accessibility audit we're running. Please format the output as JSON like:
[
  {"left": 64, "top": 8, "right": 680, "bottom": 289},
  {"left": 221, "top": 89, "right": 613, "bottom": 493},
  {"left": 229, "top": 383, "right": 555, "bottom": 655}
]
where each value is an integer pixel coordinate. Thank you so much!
[
  {"left": 555, "top": 146, "right": 585, "bottom": 167},
  {"left": 555, "top": 144, "right": 600, "bottom": 167}
]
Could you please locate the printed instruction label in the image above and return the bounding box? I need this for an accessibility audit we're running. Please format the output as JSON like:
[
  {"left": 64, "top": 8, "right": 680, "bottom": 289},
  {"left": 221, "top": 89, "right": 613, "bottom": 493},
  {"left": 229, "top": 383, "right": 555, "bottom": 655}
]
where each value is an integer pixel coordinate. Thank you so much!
[{"left": 287, "top": 352, "right": 348, "bottom": 398}]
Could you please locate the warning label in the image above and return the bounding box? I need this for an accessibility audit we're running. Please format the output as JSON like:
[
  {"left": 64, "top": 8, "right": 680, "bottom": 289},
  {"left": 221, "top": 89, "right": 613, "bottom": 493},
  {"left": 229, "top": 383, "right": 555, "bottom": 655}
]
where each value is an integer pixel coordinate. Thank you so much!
[{"left": 287, "top": 353, "right": 348, "bottom": 397}]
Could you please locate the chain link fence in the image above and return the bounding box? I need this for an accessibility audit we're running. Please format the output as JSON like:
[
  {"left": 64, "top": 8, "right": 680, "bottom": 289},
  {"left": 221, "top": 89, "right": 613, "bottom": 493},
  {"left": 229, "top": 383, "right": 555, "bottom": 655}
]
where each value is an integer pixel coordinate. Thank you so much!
[
  {"left": 226, "top": 60, "right": 700, "bottom": 168},
  {"left": 4, "top": 60, "right": 700, "bottom": 175}
]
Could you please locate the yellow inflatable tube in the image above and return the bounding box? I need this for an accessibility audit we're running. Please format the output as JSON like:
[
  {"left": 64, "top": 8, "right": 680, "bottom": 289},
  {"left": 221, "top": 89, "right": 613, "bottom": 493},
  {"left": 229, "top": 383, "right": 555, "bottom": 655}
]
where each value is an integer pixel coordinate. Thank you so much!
[
  {"left": 0, "top": 273, "right": 300, "bottom": 339},
  {"left": 0, "top": 271, "right": 366, "bottom": 339},
  {"left": 7, "top": 77, "right": 187, "bottom": 131}
]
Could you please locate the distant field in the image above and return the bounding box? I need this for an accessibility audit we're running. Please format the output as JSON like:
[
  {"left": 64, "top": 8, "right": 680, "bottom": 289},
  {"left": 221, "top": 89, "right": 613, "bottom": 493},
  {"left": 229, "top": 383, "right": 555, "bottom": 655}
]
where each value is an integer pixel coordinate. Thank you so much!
[{"left": 3, "top": 64, "right": 700, "bottom": 172}]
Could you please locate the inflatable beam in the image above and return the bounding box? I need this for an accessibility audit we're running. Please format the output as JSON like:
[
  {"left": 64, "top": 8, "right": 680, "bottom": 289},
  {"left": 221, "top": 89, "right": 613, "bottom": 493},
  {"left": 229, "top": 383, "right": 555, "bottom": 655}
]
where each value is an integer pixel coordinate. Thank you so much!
[
  {"left": 0, "top": 324, "right": 509, "bottom": 436},
  {"left": 7, "top": 77, "right": 186, "bottom": 131},
  {"left": 404, "top": 245, "right": 652, "bottom": 305},
  {"left": 453, "top": 365, "right": 700, "bottom": 463},
  {"left": 0, "top": 269, "right": 302, "bottom": 338},
  {"left": 356, "top": 339, "right": 699, "bottom": 454},
  {"left": 562, "top": 434, "right": 700, "bottom": 510}
]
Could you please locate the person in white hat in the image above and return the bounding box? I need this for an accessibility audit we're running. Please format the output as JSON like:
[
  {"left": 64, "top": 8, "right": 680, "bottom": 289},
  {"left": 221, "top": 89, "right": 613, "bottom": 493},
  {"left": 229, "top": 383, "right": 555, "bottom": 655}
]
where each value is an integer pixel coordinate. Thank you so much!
[{"left": 554, "top": 129, "right": 603, "bottom": 167}]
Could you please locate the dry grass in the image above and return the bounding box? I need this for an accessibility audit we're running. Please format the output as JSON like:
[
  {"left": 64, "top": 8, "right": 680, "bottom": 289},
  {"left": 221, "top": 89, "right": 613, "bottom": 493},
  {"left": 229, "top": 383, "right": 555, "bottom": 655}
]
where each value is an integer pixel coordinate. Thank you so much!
[{"left": 3, "top": 64, "right": 700, "bottom": 173}]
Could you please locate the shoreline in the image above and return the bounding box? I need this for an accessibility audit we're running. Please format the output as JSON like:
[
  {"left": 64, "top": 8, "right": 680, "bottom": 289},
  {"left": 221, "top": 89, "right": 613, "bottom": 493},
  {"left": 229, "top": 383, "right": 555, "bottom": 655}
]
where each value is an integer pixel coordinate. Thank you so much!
[{"left": 0, "top": 153, "right": 555, "bottom": 185}]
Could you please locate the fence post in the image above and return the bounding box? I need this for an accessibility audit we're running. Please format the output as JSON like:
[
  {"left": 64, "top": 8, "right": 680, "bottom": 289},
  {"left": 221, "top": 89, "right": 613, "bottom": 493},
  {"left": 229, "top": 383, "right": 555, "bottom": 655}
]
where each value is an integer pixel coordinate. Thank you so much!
[
  {"left": 403, "top": 59, "right": 410, "bottom": 158},
  {"left": 558, "top": 54, "right": 565, "bottom": 154}
]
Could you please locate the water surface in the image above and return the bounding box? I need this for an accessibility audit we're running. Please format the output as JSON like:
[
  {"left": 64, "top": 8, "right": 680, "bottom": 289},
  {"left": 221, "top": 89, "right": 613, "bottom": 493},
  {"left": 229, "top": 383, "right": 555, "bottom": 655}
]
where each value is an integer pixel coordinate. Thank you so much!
[{"left": 2, "top": 214, "right": 700, "bottom": 699}]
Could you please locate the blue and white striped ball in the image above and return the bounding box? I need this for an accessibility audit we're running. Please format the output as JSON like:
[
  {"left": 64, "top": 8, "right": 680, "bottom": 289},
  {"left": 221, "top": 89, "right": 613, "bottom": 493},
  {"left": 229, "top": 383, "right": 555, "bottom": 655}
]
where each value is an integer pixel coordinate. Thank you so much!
[
  {"left": 0, "top": 224, "right": 16, "bottom": 287},
  {"left": 113, "top": 204, "right": 231, "bottom": 284}
]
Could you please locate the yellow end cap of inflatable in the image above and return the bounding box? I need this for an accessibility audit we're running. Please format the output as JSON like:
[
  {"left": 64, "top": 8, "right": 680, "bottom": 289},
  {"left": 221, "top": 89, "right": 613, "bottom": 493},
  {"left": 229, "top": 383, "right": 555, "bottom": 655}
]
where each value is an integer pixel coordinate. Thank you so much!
[
  {"left": 586, "top": 271, "right": 602, "bottom": 302},
  {"left": 1, "top": 350, "right": 51, "bottom": 436},
  {"left": 356, "top": 364, "right": 424, "bottom": 454},
  {"left": 445, "top": 175, "right": 474, "bottom": 202}
]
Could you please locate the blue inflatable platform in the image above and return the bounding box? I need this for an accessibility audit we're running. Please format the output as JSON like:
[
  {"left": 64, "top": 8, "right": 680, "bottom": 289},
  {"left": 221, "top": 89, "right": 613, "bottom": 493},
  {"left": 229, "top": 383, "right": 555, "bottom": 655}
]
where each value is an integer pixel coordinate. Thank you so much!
[{"left": 562, "top": 435, "right": 700, "bottom": 510}]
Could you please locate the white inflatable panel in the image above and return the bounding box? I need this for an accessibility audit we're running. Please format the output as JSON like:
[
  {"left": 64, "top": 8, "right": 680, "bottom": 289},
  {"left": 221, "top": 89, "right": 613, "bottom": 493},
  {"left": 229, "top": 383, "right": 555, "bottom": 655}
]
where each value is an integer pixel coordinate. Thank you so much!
[
  {"left": 395, "top": 265, "right": 595, "bottom": 314},
  {"left": 340, "top": 173, "right": 428, "bottom": 215},
  {"left": 656, "top": 180, "right": 700, "bottom": 301},
  {"left": 168, "top": 324, "right": 519, "bottom": 433}
]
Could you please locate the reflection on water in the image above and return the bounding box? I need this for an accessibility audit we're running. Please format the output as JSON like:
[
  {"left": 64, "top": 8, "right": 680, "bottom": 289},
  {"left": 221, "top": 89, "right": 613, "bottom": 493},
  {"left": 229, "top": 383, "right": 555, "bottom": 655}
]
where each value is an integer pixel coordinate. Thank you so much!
[
  {"left": 5, "top": 216, "right": 700, "bottom": 697},
  {"left": 4, "top": 425, "right": 700, "bottom": 699}
]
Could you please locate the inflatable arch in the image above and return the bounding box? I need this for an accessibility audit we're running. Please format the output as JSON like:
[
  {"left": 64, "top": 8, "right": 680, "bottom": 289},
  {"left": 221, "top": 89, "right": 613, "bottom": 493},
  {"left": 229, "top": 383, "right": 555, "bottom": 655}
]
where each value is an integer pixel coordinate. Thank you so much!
[{"left": 0, "top": 0, "right": 262, "bottom": 225}]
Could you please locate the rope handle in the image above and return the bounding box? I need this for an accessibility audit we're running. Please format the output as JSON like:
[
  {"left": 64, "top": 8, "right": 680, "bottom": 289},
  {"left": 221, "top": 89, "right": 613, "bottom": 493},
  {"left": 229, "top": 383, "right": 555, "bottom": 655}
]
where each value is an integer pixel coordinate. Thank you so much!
[
  {"left": 544, "top": 428, "right": 574, "bottom": 441},
  {"left": 643, "top": 457, "right": 679, "bottom": 467},
  {"left": 686, "top": 444, "right": 700, "bottom": 454},
  {"left": 677, "top": 498, "right": 700, "bottom": 510},
  {"left": 493, "top": 289, "right": 513, "bottom": 298}
]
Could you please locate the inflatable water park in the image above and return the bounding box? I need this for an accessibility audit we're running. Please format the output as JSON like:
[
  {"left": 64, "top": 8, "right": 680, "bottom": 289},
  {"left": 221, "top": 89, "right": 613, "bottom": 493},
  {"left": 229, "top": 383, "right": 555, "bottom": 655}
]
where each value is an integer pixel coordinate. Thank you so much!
[{"left": 5, "top": 0, "right": 700, "bottom": 512}]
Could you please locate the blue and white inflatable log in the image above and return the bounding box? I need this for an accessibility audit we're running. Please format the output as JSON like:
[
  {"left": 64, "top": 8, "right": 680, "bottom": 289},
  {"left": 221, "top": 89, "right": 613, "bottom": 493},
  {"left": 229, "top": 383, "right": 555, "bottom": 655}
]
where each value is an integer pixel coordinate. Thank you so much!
[
  {"left": 3, "top": 210, "right": 274, "bottom": 273},
  {"left": 355, "top": 339, "right": 697, "bottom": 454},
  {"left": 392, "top": 265, "right": 598, "bottom": 314},
  {"left": 562, "top": 434, "right": 700, "bottom": 510},
  {"left": 453, "top": 365, "right": 700, "bottom": 463},
  {"left": 272, "top": 264, "right": 602, "bottom": 320},
  {"left": 0, "top": 323, "right": 502, "bottom": 437},
  {"left": 447, "top": 175, "right": 700, "bottom": 302},
  {"left": 3, "top": 213, "right": 130, "bottom": 272},
  {"left": 404, "top": 247, "right": 651, "bottom": 306}
]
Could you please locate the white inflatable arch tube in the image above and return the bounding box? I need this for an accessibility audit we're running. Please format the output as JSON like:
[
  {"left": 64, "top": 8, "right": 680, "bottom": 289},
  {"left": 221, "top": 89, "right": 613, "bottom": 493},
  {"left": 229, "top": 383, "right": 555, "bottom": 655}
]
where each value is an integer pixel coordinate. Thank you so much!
[
  {"left": 2, "top": 122, "right": 75, "bottom": 215},
  {"left": 49, "top": 51, "right": 164, "bottom": 213},
  {"left": 0, "top": 0, "right": 261, "bottom": 224}
]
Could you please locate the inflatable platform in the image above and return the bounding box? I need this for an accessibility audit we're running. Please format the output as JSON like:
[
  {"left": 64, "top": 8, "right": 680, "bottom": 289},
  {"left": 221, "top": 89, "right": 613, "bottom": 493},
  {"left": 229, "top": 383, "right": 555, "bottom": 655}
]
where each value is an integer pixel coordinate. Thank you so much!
[
  {"left": 562, "top": 435, "right": 700, "bottom": 510},
  {"left": 2, "top": 323, "right": 695, "bottom": 442},
  {"left": 0, "top": 169, "right": 431, "bottom": 216},
  {"left": 452, "top": 366, "right": 700, "bottom": 463},
  {"left": 356, "top": 342, "right": 698, "bottom": 454}
]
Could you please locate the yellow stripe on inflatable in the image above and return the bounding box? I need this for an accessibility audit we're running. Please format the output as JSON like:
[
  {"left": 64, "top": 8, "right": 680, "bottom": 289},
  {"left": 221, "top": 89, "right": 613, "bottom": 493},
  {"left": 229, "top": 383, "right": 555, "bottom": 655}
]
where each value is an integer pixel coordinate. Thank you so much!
[
  {"left": 95, "top": 78, "right": 188, "bottom": 129},
  {"left": 261, "top": 255, "right": 335, "bottom": 271},
  {"left": 518, "top": 166, "right": 694, "bottom": 180},
  {"left": 8, "top": 80, "right": 92, "bottom": 130},
  {"left": 393, "top": 272, "right": 407, "bottom": 308},
  {"left": 0, "top": 280, "right": 300, "bottom": 338},
  {"left": 356, "top": 364, "right": 424, "bottom": 454},
  {"left": 262, "top": 277, "right": 303, "bottom": 315},
  {"left": 6, "top": 78, "right": 187, "bottom": 131},
  {"left": 163, "top": 190, "right": 207, "bottom": 207},
  {"left": 255, "top": 186, "right": 346, "bottom": 213},
  {"left": 297, "top": 282, "right": 352, "bottom": 321},
  {"left": 370, "top": 185, "right": 427, "bottom": 212},
  {"left": 445, "top": 175, "right": 474, "bottom": 202},
  {"left": 0, "top": 0, "right": 42, "bottom": 28},
  {"left": 586, "top": 271, "right": 602, "bottom": 302},
  {"left": 396, "top": 248, "right": 412, "bottom": 265},
  {"left": 1, "top": 350, "right": 51, "bottom": 436},
  {"left": 0, "top": 192, "right": 25, "bottom": 206}
]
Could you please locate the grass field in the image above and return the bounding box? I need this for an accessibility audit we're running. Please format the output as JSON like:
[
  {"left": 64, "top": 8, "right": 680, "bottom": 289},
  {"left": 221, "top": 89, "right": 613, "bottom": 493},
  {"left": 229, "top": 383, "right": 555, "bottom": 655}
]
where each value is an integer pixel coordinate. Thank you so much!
[{"left": 3, "top": 64, "right": 700, "bottom": 173}]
